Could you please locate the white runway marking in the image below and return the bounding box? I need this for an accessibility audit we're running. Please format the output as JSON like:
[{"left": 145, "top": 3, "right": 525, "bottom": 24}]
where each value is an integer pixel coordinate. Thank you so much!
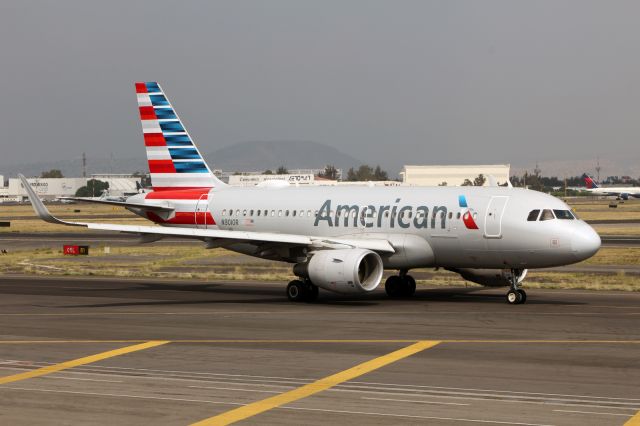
[
  {"left": 1, "top": 386, "right": 556, "bottom": 426},
  {"left": 553, "top": 409, "right": 633, "bottom": 416},
  {"left": 361, "top": 396, "right": 469, "bottom": 406}
]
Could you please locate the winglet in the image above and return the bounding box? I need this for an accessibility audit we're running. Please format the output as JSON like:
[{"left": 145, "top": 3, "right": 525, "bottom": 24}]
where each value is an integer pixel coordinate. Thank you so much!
[{"left": 19, "top": 174, "right": 84, "bottom": 227}]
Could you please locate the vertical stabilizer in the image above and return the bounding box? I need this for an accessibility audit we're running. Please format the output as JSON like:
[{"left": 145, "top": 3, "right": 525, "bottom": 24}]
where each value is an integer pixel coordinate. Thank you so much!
[
  {"left": 135, "top": 82, "right": 226, "bottom": 191},
  {"left": 582, "top": 173, "right": 599, "bottom": 189}
]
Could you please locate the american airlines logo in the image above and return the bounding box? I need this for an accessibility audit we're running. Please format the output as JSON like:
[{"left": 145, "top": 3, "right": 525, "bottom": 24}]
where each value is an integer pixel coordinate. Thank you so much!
[{"left": 314, "top": 199, "right": 448, "bottom": 229}]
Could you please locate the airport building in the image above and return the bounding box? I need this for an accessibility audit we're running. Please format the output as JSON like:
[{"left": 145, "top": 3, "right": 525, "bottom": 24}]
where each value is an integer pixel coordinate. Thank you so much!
[
  {"left": 0, "top": 174, "right": 142, "bottom": 202},
  {"left": 400, "top": 164, "right": 511, "bottom": 186}
]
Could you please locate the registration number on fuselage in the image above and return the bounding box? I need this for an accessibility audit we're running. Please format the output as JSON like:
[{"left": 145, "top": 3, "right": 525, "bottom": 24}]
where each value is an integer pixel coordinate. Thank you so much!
[{"left": 221, "top": 219, "right": 239, "bottom": 226}]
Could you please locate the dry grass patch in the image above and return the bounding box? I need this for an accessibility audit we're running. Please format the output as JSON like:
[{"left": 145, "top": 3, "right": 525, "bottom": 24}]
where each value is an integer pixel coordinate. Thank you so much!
[{"left": 582, "top": 247, "right": 640, "bottom": 265}]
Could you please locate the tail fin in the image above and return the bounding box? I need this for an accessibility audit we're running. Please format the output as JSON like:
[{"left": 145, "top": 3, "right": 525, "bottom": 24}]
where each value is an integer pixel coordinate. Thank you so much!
[
  {"left": 135, "top": 82, "right": 226, "bottom": 191},
  {"left": 582, "top": 173, "right": 599, "bottom": 189}
]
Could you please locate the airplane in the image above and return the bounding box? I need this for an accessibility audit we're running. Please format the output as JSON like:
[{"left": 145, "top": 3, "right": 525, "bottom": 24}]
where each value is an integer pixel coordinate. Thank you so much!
[
  {"left": 20, "top": 82, "right": 602, "bottom": 305},
  {"left": 582, "top": 174, "right": 640, "bottom": 200}
]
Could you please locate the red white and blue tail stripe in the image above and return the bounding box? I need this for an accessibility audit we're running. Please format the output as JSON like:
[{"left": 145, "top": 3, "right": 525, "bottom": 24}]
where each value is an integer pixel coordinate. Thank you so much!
[
  {"left": 135, "top": 82, "right": 225, "bottom": 191},
  {"left": 582, "top": 174, "right": 599, "bottom": 189}
]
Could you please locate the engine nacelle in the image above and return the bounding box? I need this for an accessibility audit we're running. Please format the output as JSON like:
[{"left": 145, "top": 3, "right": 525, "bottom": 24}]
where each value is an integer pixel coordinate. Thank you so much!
[
  {"left": 451, "top": 268, "right": 528, "bottom": 287},
  {"left": 294, "top": 249, "right": 384, "bottom": 294}
]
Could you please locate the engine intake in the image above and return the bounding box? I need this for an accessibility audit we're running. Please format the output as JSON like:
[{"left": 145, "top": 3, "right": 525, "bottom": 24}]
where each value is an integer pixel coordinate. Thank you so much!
[{"left": 294, "top": 249, "right": 384, "bottom": 294}]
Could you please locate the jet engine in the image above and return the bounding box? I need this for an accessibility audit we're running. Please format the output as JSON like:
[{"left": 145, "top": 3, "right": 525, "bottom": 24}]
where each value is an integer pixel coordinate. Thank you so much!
[
  {"left": 294, "top": 249, "right": 384, "bottom": 294},
  {"left": 450, "top": 268, "right": 528, "bottom": 287}
]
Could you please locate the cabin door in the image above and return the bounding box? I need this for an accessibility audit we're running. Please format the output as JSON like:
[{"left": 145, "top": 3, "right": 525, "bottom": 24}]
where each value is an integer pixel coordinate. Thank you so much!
[{"left": 484, "top": 196, "right": 509, "bottom": 238}]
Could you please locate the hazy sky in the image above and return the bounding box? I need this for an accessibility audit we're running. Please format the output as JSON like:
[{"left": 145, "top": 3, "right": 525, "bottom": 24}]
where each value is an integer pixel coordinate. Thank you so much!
[{"left": 1, "top": 0, "right": 639, "bottom": 173}]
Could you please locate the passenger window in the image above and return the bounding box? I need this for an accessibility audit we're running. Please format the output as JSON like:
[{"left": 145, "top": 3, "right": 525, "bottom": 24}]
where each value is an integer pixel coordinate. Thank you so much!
[
  {"left": 264, "top": 210, "right": 268, "bottom": 216},
  {"left": 257, "top": 210, "right": 261, "bottom": 217},
  {"left": 271, "top": 210, "right": 275, "bottom": 217},
  {"left": 285, "top": 210, "right": 290, "bottom": 217},
  {"left": 278, "top": 210, "right": 282, "bottom": 217},
  {"left": 243, "top": 210, "right": 247, "bottom": 216},
  {"left": 539, "top": 209, "right": 555, "bottom": 221},
  {"left": 236, "top": 209, "right": 240, "bottom": 216},
  {"left": 553, "top": 209, "right": 574, "bottom": 220},
  {"left": 250, "top": 210, "right": 254, "bottom": 216},
  {"left": 307, "top": 210, "right": 311, "bottom": 217},
  {"left": 456, "top": 212, "right": 461, "bottom": 219},
  {"left": 527, "top": 209, "right": 540, "bottom": 221},
  {"left": 292, "top": 210, "right": 297, "bottom": 217},
  {"left": 448, "top": 212, "right": 453, "bottom": 219},
  {"left": 222, "top": 209, "right": 226, "bottom": 216}
]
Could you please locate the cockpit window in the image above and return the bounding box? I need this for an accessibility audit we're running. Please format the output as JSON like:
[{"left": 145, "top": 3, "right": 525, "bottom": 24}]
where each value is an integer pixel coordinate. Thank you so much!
[
  {"left": 539, "top": 209, "right": 555, "bottom": 221},
  {"left": 553, "top": 209, "right": 574, "bottom": 220},
  {"left": 527, "top": 209, "right": 540, "bottom": 221}
]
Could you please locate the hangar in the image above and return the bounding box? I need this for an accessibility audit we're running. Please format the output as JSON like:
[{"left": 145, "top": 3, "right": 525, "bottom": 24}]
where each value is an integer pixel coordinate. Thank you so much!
[{"left": 400, "top": 164, "right": 511, "bottom": 186}]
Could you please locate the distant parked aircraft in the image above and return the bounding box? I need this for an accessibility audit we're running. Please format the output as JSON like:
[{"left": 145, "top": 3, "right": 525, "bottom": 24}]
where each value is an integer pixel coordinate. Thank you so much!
[{"left": 582, "top": 174, "right": 640, "bottom": 200}]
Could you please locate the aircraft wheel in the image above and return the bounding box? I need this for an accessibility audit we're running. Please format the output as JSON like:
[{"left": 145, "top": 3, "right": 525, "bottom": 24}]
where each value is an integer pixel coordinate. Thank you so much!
[
  {"left": 517, "top": 289, "right": 527, "bottom": 304},
  {"left": 385, "top": 276, "right": 403, "bottom": 298},
  {"left": 402, "top": 275, "right": 416, "bottom": 297},
  {"left": 287, "top": 280, "right": 306, "bottom": 302},
  {"left": 304, "top": 281, "right": 319, "bottom": 303},
  {"left": 506, "top": 290, "right": 522, "bottom": 305}
]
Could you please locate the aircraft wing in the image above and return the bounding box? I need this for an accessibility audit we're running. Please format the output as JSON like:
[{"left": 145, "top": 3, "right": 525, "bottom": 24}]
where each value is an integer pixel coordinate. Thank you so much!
[
  {"left": 58, "top": 197, "right": 174, "bottom": 212},
  {"left": 19, "top": 174, "right": 395, "bottom": 253}
]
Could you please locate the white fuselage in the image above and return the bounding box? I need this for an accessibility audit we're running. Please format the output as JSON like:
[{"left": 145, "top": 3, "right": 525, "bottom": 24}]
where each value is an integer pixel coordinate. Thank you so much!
[{"left": 133, "top": 185, "right": 601, "bottom": 271}]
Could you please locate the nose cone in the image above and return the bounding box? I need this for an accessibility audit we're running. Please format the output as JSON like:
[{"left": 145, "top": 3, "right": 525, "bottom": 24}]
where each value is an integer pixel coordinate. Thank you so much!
[{"left": 572, "top": 224, "right": 601, "bottom": 261}]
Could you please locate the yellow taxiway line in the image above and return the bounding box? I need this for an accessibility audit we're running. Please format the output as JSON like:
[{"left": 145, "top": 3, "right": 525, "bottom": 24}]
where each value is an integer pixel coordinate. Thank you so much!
[
  {"left": 0, "top": 340, "right": 169, "bottom": 385},
  {"left": 626, "top": 411, "right": 640, "bottom": 426},
  {"left": 190, "top": 340, "right": 441, "bottom": 426}
]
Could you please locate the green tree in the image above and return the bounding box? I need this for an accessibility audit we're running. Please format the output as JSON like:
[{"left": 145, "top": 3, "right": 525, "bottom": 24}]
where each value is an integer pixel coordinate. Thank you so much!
[
  {"left": 373, "top": 165, "right": 388, "bottom": 180},
  {"left": 473, "top": 174, "right": 487, "bottom": 187},
  {"left": 346, "top": 164, "right": 390, "bottom": 181},
  {"left": 318, "top": 165, "right": 338, "bottom": 180},
  {"left": 263, "top": 169, "right": 273, "bottom": 175},
  {"left": 41, "top": 169, "right": 64, "bottom": 178},
  {"left": 438, "top": 181, "right": 448, "bottom": 186},
  {"left": 461, "top": 179, "right": 473, "bottom": 186},
  {"left": 276, "top": 166, "right": 288, "bottom": 175},
  {"left": 75, "top": 179, "right": 109, "bottom": 197}
]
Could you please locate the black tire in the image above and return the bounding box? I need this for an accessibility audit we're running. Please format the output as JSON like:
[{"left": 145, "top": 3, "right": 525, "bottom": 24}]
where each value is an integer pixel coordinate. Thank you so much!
[
  {"left": 385, "top": 276, "right": 403, "bottom": 298},
  {"left": 304, "top": 281, "right": 319, "bottom": 303},
  {"left": 287, "top": 280, "right": 306, "bottom": 302},
  {"left": 506, "top": 290, "right": 522, "bottom": 305},
  {"left": 402, "top": 275, "right": 416, "bottom": 297},
  {"left": 517, "top": 289, "right": 527, "bottom": 304}
]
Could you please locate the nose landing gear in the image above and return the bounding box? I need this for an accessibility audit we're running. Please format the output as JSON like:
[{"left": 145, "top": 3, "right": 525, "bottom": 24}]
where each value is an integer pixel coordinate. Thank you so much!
[{"left": 506, "top": 269, "right": 527, "bottom": 304}]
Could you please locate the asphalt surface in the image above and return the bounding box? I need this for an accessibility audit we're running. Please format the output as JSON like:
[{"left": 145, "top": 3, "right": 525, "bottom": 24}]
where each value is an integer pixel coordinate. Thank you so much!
[{"left": 0, "top": 276, "right": 638, "bottom": 425}]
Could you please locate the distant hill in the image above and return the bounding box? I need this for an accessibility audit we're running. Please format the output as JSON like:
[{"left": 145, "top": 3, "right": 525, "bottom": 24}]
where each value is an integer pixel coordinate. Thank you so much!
[
  {"left": 205, "top": 140, "right": 361, "bottom": 172},
  {"left": 0, "top": 141, "right": 361, "bottom": 178}
]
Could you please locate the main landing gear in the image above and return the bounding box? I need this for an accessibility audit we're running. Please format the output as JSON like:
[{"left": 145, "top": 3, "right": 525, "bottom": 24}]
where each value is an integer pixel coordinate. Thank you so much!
[
  {"left": 385, "top": 270, "right": 416, "bottom": 298},
  {"left": 287, "top": 279, "right": 319, "bottom": 303},
  {"left": 506, "top": 269, "right": 527, "bottom": 305}
]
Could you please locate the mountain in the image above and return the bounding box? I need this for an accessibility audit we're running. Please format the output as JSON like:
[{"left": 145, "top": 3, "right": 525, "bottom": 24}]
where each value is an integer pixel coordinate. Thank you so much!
[
  {"left": 205, "top": 141, "right": 361, "bottom": 172},
  {"left": 0, "top": 141, "right": 361, "bottom": 178}
]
